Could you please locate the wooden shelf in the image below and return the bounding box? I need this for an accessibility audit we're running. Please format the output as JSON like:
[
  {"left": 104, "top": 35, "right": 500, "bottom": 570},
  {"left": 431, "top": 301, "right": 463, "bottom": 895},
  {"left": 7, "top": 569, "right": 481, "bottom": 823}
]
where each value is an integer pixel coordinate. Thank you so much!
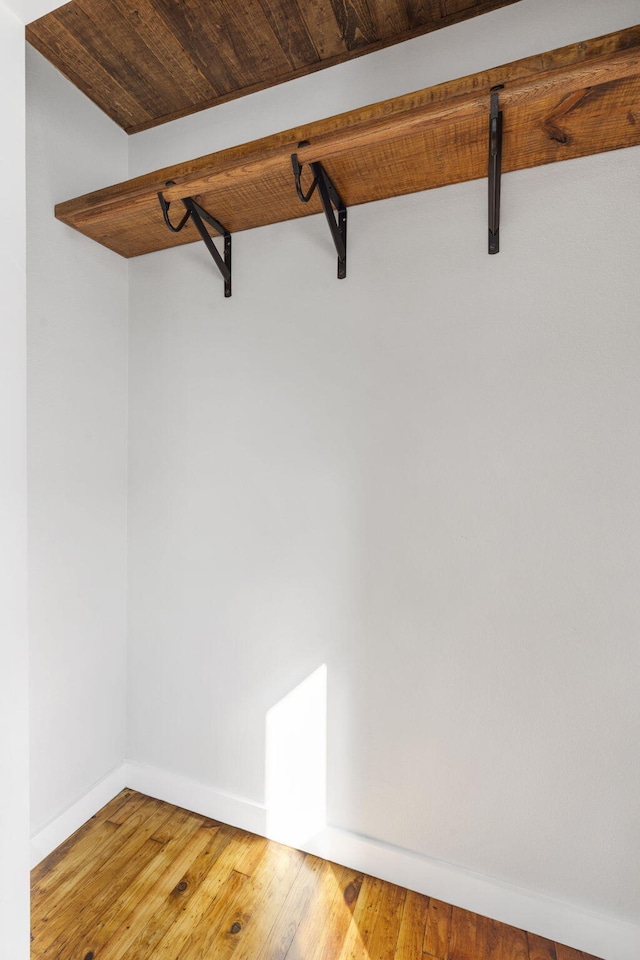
[{"left": 56, "top": 25, "right": 640, "bottom": 260}]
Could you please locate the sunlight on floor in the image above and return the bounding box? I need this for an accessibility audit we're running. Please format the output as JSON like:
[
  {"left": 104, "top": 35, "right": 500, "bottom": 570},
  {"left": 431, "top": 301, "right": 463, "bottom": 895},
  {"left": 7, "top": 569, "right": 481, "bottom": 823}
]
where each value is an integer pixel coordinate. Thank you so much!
[{"left": 265, "top": 664, "right": 327, "bottom": 848}]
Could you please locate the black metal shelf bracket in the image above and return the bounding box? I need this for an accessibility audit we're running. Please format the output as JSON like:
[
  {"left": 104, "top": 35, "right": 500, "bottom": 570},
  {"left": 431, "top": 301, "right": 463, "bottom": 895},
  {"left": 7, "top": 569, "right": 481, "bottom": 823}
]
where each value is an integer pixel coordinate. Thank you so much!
[
  {"left": 488, "top": 86, "right": 503, "bottom": 255},
  {"left": 158, "top": 181, "right": 232, "bottom": 297},
  {"left": 291, "top": 143, "right": 347, "bottom": 279}
]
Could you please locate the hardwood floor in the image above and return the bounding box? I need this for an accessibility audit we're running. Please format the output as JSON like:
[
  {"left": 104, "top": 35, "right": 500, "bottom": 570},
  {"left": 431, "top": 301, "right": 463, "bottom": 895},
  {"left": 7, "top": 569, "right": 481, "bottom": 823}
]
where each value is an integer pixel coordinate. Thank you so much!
[{"left": 31, "top": 789, "right": 602, "bottom": 960}]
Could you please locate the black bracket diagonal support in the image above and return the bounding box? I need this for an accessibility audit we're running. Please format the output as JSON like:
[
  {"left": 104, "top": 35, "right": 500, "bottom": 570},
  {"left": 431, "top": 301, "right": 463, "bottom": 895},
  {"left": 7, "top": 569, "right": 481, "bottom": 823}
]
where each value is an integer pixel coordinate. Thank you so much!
[
  {"left": 291, "top": 144, "right": 347, "bottom": 279},
  {"left": 158, "top": 181, "right": 232, "bottom": 297},
  {"left": 488, "top": 86, "right": 503, "bottom": 255}
]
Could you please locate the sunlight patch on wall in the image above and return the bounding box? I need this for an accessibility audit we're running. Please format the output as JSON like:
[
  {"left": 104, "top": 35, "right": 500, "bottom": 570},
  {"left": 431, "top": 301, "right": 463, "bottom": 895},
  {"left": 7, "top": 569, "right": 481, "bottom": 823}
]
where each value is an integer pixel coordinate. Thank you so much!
[{"left": 265, "top": 664, "right": 327, "bottom": 848}]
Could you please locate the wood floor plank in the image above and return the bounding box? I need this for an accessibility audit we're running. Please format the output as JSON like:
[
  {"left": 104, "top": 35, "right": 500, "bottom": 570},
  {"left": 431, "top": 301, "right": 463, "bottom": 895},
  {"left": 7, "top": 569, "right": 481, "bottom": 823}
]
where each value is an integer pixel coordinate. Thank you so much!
[
  {"left": 104, "top": 823, "right": 231, "bottom": 960},
  {"left": 396, "top": 888, "right": 431, "bottom": 957},
  {"left": 528, "top": 932, "right": 558, "bottom": 960},
  {"left": 337, "top": 874, "right": 387, "bottom": 959},
  {"left": 340, "top": 876, "right": 396, "bottom": 960},
  {"left": 36, "top": 804, "right": 194, "bottom": 958},
  {"left": 31, "top": 815, "right": 121, "bottom": 896},
  {"left": 363, "top": 878, "right": 406, "bottom": 959},
  {"left": 476, "top": 914, "right": 505, "bottom": 960},
  {"left": 503, "top": 925, "right": 530, "bottom": 960},
  {"left": 30, "top": 788, "right": 144, "bottom": 893},
  {"left": 174, "top": 841, "right": 302, "bottom": 960},
  {"left": 253, "top": 853, "right": 332, "bottom": 960},
  {"left": 230, "top": 827, "right": 270, "bottom": 877},
  {"left": 168, "top": 868, "right": 248, "bottom": 960},
  {"left": 226, "top": 843, "right": 306, "bottom": 960},
  {"left": 555, "top": 946, "right": 586, "bottom": 960},
  {"left": 90, "top": 818, "right": 217, "bottom": 960},
  {"left": 449, "top": 906, "right": 478, "bottom": 960},
  {"left": 104, "top": 787, "right": 148, "bottom": 824},
  {"left": 291, "top": 863, "right": 363, "bottom": 960},
  {"left": 30, "top": 792, "right": 594, "bottom": 960},
  {"left": 121, "top": 826, "right": 268, "bottom": 960},
  {"left": 423, "top": 897, "right": 453, "bottom": 958},
  {"left": 35, "top": 805, "right": 206, "bottom": 958},
  {"left": 31, "top": 796, "right": 170, "bottom": 942},
  {"left": 282, "top": 859, "right": 349, "bottom": 960}
]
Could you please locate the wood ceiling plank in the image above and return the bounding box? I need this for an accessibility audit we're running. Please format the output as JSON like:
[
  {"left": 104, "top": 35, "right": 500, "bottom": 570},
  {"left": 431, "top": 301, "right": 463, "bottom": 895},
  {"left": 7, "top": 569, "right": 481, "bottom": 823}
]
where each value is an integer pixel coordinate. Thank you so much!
[
  {"left": 54, "top": 27, "right": 640, "bottom": 263},
  {"left": 78, "top": 0, "right": 209, "bottom": 114},
  {"left": 108, "top": 0, "right": 217, "bottom": 105},
  {"left": 53, "top": 0, "right": 177, "bottom": 118},
  {"left": 365, "top": 0, "right": 417, "bottom": 40},
  {"left": 257, "top": 0, "right": 321, "bottom": 70},
  {"left": 443, "top": 0, "right": 482, "bottom": 14},
  {"left": 28, "top": 0, "right": 523, "bottom": 132},
  {"left": 220, "top": 0, "right": 300, "bottom": 81},
  {"left": 26, "top": 10, "right": 152, "bottom": 129},
  {"left": 156, "top": 0, "right": 291, "bottom": 92},
  {"left": 293, "top": 0, "right": 347, "bottom": 60},
  {"left": 149, "top": 0, "right": 241, "bottom": 96},
  {"left": 329, "top": 0, "right": 377, "bottom": 50}
]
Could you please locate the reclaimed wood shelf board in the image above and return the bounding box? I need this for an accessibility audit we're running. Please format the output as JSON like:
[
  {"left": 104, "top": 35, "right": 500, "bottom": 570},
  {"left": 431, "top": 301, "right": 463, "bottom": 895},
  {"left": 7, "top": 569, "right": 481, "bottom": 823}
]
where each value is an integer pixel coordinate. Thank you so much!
[{"left": 55, "top": 25, "right": 640, "bottom": 260}]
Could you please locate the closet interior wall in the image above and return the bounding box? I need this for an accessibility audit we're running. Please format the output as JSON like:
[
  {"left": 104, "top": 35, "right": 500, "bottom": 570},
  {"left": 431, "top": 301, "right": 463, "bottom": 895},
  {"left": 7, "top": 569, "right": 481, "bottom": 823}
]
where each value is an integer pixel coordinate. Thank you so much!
[
  {"left": 23, "top": 0, "right": 640, "bottom": 941},
  {"left": 0, "top": 3, "right": 29, "bottom": 957},
  {"left": 27, "top": 46, "right": 129, "bottom": 837},
  {"left": 127, "top": 0, "right": 640, "bottom": 926}
]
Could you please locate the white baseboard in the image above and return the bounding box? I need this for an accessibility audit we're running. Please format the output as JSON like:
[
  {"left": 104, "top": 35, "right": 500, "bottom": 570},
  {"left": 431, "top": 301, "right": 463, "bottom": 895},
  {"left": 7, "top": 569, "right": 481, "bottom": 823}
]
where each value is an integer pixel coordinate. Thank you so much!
[
  {"left": 32, "top": 760, "right": 640, "bottom": 960},
  {"left": 302, "top": 828, "right": 640, "bottom": 960},
  {"left": 125, "top": 760, "right": 268, "bottom": 836},
  {"left": 30, "top": 762, "right": 128, "bottom": 867}
]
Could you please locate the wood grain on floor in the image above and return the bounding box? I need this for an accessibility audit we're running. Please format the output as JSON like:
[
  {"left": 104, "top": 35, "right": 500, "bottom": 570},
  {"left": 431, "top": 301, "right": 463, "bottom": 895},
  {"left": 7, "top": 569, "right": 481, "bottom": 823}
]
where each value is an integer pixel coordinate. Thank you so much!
[{"left": 31, "top": 789, "right": 603, "bottom": 960}]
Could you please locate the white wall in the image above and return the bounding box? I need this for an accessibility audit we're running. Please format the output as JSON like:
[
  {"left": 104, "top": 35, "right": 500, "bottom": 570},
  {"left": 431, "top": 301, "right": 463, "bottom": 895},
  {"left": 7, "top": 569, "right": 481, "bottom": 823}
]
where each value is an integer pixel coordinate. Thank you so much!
[
  {"left": 127, "top": 0, "right": 640, "bottom": 931},
  {"left": 27, "top": 46, "right": 129, "bottom": 834},
  {"left": 0, "top": 3, "right": 29, "bottom": 956}
]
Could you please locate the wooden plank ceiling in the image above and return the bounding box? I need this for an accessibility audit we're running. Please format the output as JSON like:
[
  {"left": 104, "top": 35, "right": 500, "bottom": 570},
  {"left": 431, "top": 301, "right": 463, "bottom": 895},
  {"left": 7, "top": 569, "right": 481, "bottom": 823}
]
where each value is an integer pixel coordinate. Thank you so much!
[
  {"left": 26, "top": 0, "right": 522, "bottom": 134},
  {"left": 55, "top": 25, "right": 640, "bottom": 259}
]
